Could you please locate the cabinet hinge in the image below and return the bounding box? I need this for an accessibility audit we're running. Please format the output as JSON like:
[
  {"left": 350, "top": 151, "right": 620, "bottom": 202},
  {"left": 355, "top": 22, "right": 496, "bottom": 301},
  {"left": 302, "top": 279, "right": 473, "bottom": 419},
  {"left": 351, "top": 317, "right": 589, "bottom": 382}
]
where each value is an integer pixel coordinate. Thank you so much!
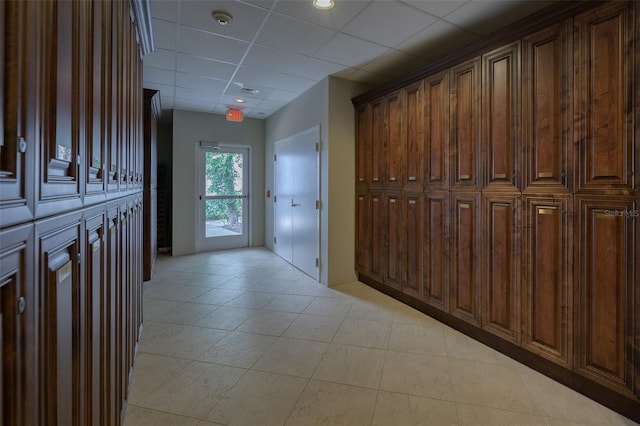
[
  {"left": 315, "top": 142, "right": 320, "bottom": 152},
  {"left": 315, "top": 258, "right": 319, "bottom": 267},
  {"left": 316, "top": 200, "right": 321, "bottom": 209},
  {"left": 274, "top": 236, "right": 277, "bottom": 244},
  {"left": 274, "top": 195, "right": 277, "bottom": 203},
  {"left": 274, "top": 154, "right": 277, "bottom": 161}
]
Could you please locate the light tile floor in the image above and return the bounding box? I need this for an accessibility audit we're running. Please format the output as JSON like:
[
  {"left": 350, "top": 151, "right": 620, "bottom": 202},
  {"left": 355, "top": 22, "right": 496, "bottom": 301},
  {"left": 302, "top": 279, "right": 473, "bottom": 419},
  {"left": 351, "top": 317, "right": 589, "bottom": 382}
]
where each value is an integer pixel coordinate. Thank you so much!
[{"left": 125, "top": 248, "right": 637, "bottom": 426}]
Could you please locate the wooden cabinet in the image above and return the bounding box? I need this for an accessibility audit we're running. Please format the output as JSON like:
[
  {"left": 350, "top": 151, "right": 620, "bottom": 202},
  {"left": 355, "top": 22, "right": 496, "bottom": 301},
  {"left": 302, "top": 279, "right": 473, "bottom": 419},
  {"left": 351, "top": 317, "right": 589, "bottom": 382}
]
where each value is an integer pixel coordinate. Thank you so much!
[
  {"left": 355, "top": 192, "right": 369, "bottom": 274},
  {"left": 0, "top": 224, "right": 35, "bottom": 425},
  {"left": 355, "top": 104, "right": 370, "bottom": 184},
  {"left": 481, "top": 193, "right": 521, "bottom": 342},
  {"left": 403, "top": 192, "right": 423, "bottom": 298},
  {"left": 371, "top": 100, "right": 386, "bottom": 186},
  {"left": 144, "top": 89, "right": 159, "bottom": 281},
  {"left": 575, "top": 196, "right": 638, "bottom": 396},
  {"left": 450, "top": 58, "right": 481, "bottom": 191},
  {"left": 424, "top": 191, "right": 449, "bottom": 311},
  {"left": 386, "top": 91, "right": 404, "bottom": 188},
  {"left": 574, "top": 2, "right": 636, "bottom": 194},
  {"left": 424, "top": 71, "right": 449, "bottom": 190},
  {"left": 384, "top": 192, "right": 403, "bottom": 290},
  {"left": 483, "top": 42, "right": 521, "bottom": 191},
  {"left": 522, "top": 22, "right": 572, "bottom": 193},
  {"left": 523, "top": 195, "right": 573, "bottom": 366},
  {"left": 450, "top": 192, "right": 481, "bottom": 325},
  {"left": 403, "top": 83, "right": 424, "bottom": 188}
]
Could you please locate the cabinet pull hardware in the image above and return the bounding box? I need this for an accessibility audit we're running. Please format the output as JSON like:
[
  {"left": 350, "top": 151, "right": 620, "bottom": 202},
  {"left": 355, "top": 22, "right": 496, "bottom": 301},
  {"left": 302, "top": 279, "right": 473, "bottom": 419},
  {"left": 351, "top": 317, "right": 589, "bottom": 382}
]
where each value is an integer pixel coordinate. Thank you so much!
[
  {"left": 18, "top": 137, "right": 27, "bottom": 153},
  {"left": 460, "top": 203, "right": 470, "bottom": 209},
  {"left": 460, "top": 174, "right": 470, "bottom": 180},
  {"left": 538, "top": 171, "right": 553, "bottom": 178},
  {"left": 390, "top": 199, "right": 396, "bottom": 203},
  {"left": 17, "top": 297, "right": 26, "bottom": 314},
  {"left": 539, "top": 209, "right": 554, "bottom": 215}
]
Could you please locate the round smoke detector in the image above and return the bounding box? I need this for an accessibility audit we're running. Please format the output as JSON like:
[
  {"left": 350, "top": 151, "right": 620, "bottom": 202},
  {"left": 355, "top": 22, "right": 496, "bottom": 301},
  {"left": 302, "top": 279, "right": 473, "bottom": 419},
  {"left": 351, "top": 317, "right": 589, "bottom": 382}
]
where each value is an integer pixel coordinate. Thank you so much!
[{"left": 212, "top": 11, "right": 233, "bottom": 26}]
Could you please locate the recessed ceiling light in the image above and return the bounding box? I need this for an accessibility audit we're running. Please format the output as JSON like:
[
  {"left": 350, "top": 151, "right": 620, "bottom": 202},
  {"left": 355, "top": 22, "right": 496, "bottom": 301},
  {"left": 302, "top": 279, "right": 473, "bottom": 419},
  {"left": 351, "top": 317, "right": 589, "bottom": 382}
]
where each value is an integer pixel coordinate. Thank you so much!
[
  {"left": 313, "top": 0, "right": 334, "bottom": 10},
  {"left": 236, "top": 99, "right": 245, "bottom": 103}
]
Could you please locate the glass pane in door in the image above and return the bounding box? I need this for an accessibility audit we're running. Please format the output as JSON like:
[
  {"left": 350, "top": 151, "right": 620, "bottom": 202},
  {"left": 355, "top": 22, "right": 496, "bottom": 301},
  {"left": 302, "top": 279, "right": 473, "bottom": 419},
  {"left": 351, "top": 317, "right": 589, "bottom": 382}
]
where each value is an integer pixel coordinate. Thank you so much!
[{"left": 203, "top": 151, "right": 246, "bottom": 239}]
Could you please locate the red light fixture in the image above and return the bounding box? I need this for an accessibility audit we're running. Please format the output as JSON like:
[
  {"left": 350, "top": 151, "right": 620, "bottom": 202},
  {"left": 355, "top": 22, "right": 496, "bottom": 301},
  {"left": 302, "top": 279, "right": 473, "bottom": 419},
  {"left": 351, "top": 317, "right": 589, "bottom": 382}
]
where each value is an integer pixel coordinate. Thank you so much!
[{"left": 226, "top": 108, "right": 243, "bottom": 122}]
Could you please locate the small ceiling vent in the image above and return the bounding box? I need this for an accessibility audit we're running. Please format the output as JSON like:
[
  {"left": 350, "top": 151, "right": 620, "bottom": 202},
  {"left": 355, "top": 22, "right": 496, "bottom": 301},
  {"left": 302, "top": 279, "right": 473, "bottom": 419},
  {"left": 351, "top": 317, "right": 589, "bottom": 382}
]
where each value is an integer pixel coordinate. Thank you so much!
[{"left": 241, "top": 87, "right": 260, "bottom": 95}]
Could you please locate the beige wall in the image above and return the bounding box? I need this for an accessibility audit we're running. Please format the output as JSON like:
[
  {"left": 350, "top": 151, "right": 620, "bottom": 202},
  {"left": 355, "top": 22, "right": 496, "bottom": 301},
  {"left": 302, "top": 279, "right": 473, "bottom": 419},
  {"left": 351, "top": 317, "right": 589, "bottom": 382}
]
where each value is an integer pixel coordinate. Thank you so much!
[{"left": 172, "top": 109, "right": 265, "bottom": 256}]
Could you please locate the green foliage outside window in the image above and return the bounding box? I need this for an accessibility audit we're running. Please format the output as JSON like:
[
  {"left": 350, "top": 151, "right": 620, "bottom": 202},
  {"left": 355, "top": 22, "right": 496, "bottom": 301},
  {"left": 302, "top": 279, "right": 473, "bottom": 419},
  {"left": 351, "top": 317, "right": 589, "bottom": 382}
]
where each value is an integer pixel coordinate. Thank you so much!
[{"left": 205, "top": 152, "right": 242, "bottom": 225}]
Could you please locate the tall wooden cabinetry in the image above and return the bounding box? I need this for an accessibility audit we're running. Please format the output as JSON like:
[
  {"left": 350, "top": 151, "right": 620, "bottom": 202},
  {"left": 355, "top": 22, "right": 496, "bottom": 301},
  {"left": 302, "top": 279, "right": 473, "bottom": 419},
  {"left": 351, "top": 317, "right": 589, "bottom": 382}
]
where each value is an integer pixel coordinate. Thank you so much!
[
  {"left": 353, "top": 0, "right": 639, "bottom": 421},
  {"left": 0, "top": 1, "right": 149, "bottom": 424},
  {"left": 143, "top": 89, "right": 159, "bottom": 281}
]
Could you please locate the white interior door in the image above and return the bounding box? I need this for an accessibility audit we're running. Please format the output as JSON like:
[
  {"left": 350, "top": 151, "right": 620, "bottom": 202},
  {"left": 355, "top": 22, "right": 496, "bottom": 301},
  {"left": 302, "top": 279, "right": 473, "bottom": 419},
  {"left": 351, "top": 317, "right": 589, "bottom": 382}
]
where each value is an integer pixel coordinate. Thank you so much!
[
  {"left": 274, "top": 126, "right": 320, "bottom": 280},
  {"left": 197, "top": 146, "right": 250, "bottom": 251}
]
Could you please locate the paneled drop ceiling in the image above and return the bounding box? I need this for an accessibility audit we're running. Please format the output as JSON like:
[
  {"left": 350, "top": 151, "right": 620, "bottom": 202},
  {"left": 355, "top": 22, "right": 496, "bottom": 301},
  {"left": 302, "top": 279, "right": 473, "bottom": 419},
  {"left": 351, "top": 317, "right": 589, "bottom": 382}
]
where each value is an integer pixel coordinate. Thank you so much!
[{"left": 143, "top": 0, "right": 554, "bottom": 121}]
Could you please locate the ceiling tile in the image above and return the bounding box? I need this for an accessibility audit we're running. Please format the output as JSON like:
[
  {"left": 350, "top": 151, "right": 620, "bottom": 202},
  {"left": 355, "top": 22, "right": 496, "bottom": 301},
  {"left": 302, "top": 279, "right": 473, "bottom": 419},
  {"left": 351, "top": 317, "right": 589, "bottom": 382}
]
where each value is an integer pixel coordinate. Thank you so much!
[
  {"left": 242, "top": 45, "right": 312, "bottom": 75},
  {"left": 255, "top": 13, "right": 336, "bottom": 56},
  {"left": 343, "top": 68, "right": 389, "bottom": 86},
  {"left": 144, "top": 83, "right": 175, "bottom": 98},
  {"left": 266, "top": 89, "right": 300, "bottom": 103},
  {"left": 314, "top": 33, "right": 389, "bottom": 67},
  {"left": 342, "top": 1, "right": 437, "bottom": 48},
  {"left": 395, "top": 19, "right": 479, "bottom": 60},
  {"left": 274, "top": 0, "right": 369, "bottom": 31},
  {"left": 360, "top": 49, "right": 428, "bottom": 78},
  {"left": 174, "top": 97, "right": 216, "bottom": 112},
  {"left": 176, "top": 86, "right": 224, "bottom": 101},
  {"left": 178, "top": 26, "right": 249, "bottom": 63},
  {"left": 150, "top": 0, "right": 177, "bottom": 22},
  {"left": 142, "top": 48, "right": 175, "bottom": 70},
  {"left": 225, "top": 82, "right": 275, "bottom": 101},
  {"left": 180, "top": 0, "right": 268, "bottom": 42},
  {"left": 234, "top": 66, "right": 318, "bottom": 93},
  {"left": 400, "top": 0, "right": 468, "bottom": 18},
  {"left": 143, "top": 67, "right": 175, "bottom": 85},
  {"left": 175, "top": 73, "right": 228, "bottom": 93},
  {"left": 153, "top": 19, "right": 177, "bottom": 50},
  {"left": 176, "top": 53, "right": 236, "bottom": 80}
]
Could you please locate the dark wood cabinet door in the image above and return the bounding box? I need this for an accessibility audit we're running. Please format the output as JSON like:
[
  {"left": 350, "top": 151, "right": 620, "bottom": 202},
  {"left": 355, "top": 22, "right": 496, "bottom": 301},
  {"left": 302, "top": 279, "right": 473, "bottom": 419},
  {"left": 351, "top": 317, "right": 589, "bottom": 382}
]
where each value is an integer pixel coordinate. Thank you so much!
[
  {"left": 483, "top": 42, "right": 521, "bottom": 191},
  {"left": 450, "top": 192, "right": 481, "bottom": 325},
  {"left": 105, "top": 209, "right": 119, "bottom": 426},
  {"left": 386, "top": 91, "right": 404, "bottom": 188},
  {"left": 424, "top": 71, "right": 449, "bottom": 190},
  {"left": 384, "top": 192, "right": 403, "bottom": 290},
  {"left": 0, "top": 0, "right": 34, "bottom": 228},
  {"left": 403, "top": 192, "right": 423, "bottom": 298},
  {"left": 371, "top": 100, "right": 386, "bottom": 187},
  {"left": 451, "top": 58, "right": 481, "bottom": 191},
  {"left": 404, "top": 83, "right": 424, "bottom": 188},
  {"left": 523, "top": 196, "right": 572, "bottom": 367},
  {"left": 575, "top": 196, "right": 638, "bottom": 396},
  {"left": 424, "top": 191, "right": 449, "bottom": 311},
  {"left": 369, "top": 192, "right": 385, "bottom": 283},
  {"left": 36, "top": 217, "right": 83, "bottom": 426},
  {"left": 482, "top": 193, "right": 521, "bottom": 343},
  {"left": 0, "top": 224, "right": 35, "bottom": 425},
  {"left": 355, "top": 192, "right": 370, "bottom": 274},
  {"left": 84, "top": 212, "right": 106, "bottom": 424},
  {"left": 355, "top": 104, "right": 370, "bottom": 184},
  {"left": 574, "top": 2, "right": 635, "bottom": 194},
  {"left": 522, "top": 22, "right": 572, "bottom": 193}
]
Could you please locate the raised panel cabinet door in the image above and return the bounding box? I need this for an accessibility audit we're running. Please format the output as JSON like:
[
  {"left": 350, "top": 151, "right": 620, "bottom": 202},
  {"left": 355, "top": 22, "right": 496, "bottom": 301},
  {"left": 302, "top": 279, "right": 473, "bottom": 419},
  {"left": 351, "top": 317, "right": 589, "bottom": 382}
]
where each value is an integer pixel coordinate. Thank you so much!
[
  {"left": 0, "top": 224, "right": 35, "bottom": 425},
  {"left": 355, "top": 192, "right": 370, "bottom": 274},
  {"left": 424, "top": 71, "right": 450, "bottom": 190},
  {"left": 36, "top": 218, "right": 83, "bottom": 425},
  {"left": 450, "top": 192, "right": 481, "bottom": 325},
  {"left": 451, "top": 58, "right": 482, "bottom": 191},
  {"left": 384, "top": 192, "right": 403, "bottom": 290},
  {"left": 1, "top": 0, "right": 35, "bottom": 228},
  {"left": 404, "top": 82, "right": 424, "bottom": 187},
  {"left": 386, "top": 91, "right": 404, "bottom": 188},
  {"left": 522, "top": 22, "right": 572, "bottom": 193},
  {"left": 369, "top": 192, "right": 385, "bottom": 283},
  {"left": 403, "top": 192, "right": 423, "bottom": 299},
  {"left": 483, "top": 42, "right": 521, "bottom": 191},
  {"left": 36, "top": 0, "right": 86, "bottom": 217},
  {"left": 370, "top": 99, "right": 386, "bottom": 186},
  {"left": 355, "top": 104, "right": 371, "bottom": 184},
  {"left": 523, "top": 196, "right": 572, "bottom": 367},
  {"left": 424, "top": 191, "right": 449, "bottom": 311},
  {"left": 575, "top": 196, "right": 638, "bottom": 396},
  {"left": 482, "top": 193, "right": 521, "bottom": 342},
  {"left": 84, "top": 211, "right": 106, "bottom": 424},
  {"left": 574, "top": 2, "right": 635, "bottom": 194},
  {"left": 105, "top": 210, "right": 119, "bottom": 426}
]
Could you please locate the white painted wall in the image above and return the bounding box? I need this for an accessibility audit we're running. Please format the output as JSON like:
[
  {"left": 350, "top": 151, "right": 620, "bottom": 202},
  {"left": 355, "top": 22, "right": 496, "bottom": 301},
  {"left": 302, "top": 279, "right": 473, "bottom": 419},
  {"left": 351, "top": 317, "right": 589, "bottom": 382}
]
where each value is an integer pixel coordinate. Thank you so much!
[
  {"left": 265, "top": 76, "right": 369, "bottom": 286},
  {"left": 172, "top": 110, "right": 265, "bottom": 256}
]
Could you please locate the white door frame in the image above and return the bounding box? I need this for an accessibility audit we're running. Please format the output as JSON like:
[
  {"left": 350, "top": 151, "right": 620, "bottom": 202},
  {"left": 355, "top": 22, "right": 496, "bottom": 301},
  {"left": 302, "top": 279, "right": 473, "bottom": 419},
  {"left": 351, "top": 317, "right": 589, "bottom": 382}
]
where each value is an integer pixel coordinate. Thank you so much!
[{"left": 196, "top": 144, "right": 251, "bottom": 252}]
